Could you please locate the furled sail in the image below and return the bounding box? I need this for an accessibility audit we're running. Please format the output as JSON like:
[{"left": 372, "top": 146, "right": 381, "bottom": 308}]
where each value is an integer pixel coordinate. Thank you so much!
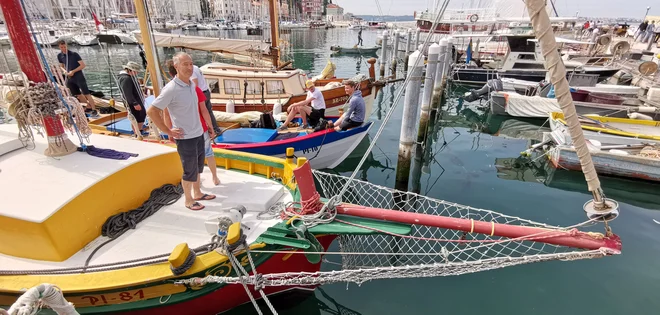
[{"left": 132, "top": 31, "right": 270, "bottom": 56}]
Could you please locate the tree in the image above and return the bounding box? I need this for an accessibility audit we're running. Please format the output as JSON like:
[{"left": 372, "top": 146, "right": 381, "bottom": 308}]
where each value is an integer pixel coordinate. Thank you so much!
[{"left": 322, "top": 0, "right": 328, "bottom": 17}]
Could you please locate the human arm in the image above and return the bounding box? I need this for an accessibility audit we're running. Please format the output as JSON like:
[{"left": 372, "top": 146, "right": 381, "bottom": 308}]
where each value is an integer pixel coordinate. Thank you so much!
[
  {"left": 147, "top": 89, "right": 183, "bottom": 139},
  {"left": 119, "top": 76, "right": 142, "bottom": 110},
  {"left": 163, "top": 108, "right": 173, "bottom": 129},
  {"left": 198, "top": 101, "right": 215, "bottom": 138},
  {"left": 335, "top": 100, "right": 355, "bottom": 127}
]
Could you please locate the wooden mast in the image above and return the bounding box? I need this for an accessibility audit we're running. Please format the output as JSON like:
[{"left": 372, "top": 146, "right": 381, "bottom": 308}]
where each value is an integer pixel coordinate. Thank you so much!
[
  {"left": 134, "top": 0, "right": 163, "bottom": 96},
  {"left": 268, "top": 0, "right": 280, "bottom": 68}
]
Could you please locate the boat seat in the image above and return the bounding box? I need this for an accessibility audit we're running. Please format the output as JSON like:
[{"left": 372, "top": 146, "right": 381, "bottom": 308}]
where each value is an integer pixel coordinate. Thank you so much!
[{"left": 215, "top": 128, "right": 279, "bottom": 144}]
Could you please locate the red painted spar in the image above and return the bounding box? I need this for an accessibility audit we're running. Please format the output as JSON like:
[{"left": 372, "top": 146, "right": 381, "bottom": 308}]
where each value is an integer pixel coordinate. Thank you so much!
[{"left": 292, "top": 161, "right": 622, "bottom": 252}]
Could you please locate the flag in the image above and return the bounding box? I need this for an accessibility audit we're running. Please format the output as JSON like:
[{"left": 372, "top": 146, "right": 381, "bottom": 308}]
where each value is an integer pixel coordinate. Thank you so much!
[
  {"left": 92, "top": 11, "right": 105, "bottom": 32},
  {"left": 466, "top": 38, "right": 472, "bottom": 64}
]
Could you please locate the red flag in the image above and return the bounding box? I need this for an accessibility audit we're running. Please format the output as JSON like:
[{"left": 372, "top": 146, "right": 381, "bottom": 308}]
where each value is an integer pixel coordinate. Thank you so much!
[{"left": 92, "top": 12, "right": 103, "bottom": 32}]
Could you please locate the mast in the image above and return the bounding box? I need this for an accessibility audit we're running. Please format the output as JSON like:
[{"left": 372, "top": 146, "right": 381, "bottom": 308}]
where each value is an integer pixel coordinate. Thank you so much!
[
  {"left": 269, "top": 0, "right": 280, "bottom": 67},
  {"left": 134, "top": 0, "right": 163, "bottom": 95}
]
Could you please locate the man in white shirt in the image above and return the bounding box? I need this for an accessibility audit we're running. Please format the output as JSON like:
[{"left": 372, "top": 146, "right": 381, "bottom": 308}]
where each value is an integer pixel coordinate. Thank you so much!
[
  {"left": 278, "top": 80, "right": 326, "bottom": 130},
  {"left": 191, "top": 65, "right": 221, "bottom": 135}
]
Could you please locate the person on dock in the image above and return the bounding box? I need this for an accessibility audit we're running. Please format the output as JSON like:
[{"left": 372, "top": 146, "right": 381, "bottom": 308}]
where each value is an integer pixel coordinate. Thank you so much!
[
  {"left": 635, "top": 20, "right": 648, "bottom": 40},
  {"left": 278, "top": 80, "right": 326, "bottom": 131},
  {"left": 191, "top": 64, "right": 222, "bottom": 135},
  {"left": 165, "top": 59, "right": 221, "bottom": 186},
  {"left": 642, "top": 21, "right": 655, "bottom": 43},
  {"left": 357, "top": 29, "right": 363, "bottom": 46},
  {"left": 333, "top": 79, "right": 364, "bottom": 131},
  {"left": 147, "top": 52, "right": 217, "bottom": 211},
  {"left": 57, "top": 40, "right": 97, "bottom": 116},
  {"left": 653, "top": 21, "right": 660, "bottom": 43},
  {"left": 117, "top": 61, "right": 147, "bottom": 135}
]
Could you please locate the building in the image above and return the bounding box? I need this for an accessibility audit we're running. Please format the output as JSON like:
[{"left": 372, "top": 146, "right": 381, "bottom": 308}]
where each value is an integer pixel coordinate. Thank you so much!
[
  {"left": 302, "top": 0, "right": 322, "bottom": 21},
  {"left": 325, "top": 3, "right": 343, "bottom": 21},
  {"left": 212, "top": 0, "right": 253, "bottom": 21}
]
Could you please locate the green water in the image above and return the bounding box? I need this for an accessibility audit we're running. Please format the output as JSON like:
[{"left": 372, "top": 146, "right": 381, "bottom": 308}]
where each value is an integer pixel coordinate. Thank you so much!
[{"left": 3, "top": 28, "right": 659, "bottom": 315}]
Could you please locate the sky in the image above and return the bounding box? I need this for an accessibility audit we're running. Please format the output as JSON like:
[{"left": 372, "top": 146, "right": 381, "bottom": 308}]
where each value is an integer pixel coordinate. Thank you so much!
[{"left": 332, "top": 0, "right": 657, "bottom": 19}]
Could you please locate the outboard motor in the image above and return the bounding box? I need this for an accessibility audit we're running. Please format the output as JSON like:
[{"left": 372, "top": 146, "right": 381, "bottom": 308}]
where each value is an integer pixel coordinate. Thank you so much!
[{"left": 463, "top": 78, "right": 503, "bottom": 102}]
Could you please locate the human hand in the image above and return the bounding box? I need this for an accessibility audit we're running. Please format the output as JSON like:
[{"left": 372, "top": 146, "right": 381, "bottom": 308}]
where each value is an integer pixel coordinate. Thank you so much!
[
  {"left": 208, "top": 129, "right": 216, "bottom": 139},
  {"left": 67, "top": 71, "right": 74, "bottom": 78},
  {"left": 134, "top": 104, "right": 142, "bottom": 111},
  {"left": 168, "top": 128, "right": 184, "bottom": 139}
]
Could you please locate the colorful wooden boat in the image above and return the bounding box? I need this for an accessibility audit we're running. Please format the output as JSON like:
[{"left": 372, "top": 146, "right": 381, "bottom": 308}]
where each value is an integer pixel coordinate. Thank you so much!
[
  {"left": 548, "top": 112, "right": 660, "bottom": 146},
  {"left": 87, "top": 98, "right": 372, "bottom": 170},
  {"left": 0, "top": 122, "right": 400, "bottom": 314}
]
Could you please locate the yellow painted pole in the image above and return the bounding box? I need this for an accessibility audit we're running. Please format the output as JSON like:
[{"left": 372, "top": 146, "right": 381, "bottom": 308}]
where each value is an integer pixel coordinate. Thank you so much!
[
  {"left": 268, "top": 0, "right": 280, "bottom": 68},
  {"left": 134, "top": 0, "right": 162, "bottom": 96}
]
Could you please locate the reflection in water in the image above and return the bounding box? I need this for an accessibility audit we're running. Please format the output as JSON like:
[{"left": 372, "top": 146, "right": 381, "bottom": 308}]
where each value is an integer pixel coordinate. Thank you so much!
[
  {"left": 495, "top": 155, "right": 660, "bottom": 210},
  {"left": 326, "top": 136, "right": 394, "bottom": 182}
]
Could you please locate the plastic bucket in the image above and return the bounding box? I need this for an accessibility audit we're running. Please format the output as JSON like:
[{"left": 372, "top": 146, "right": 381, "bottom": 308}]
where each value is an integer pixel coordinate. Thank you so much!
[
  {"left": 570, "top": 89, "right": 590, "bottom": 102},
  {"left": 585, "top": 92, "right": 625, "bottom": 105}
]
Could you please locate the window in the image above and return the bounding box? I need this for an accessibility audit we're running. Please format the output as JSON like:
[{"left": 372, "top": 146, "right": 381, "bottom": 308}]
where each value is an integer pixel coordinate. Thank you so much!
[
  {"left": 511, "top": 63, "right": 545, "bottom": 69},
  {"left": 246, "top": 80, "right": 262, "bottom": 95},
  {"left": 517, "top": 54, "right": 536, "bottom": 60},
  {"left": 208, "top": 78, "right": 220, "bottom": 94},
  {"left": 224, "top": 79, "right": 240, "bottom": 95},
  {"left": 266, "top": 80, "right": 285, "bottom": 94}
]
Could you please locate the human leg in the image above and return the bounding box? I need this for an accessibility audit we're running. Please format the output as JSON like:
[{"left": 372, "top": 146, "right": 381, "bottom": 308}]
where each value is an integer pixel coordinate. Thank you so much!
[
  {"left": 203, "top": 90, "right": 221, "bottom": 133},
  {"left": 176, "top": 137, "right": 205, "bottom": 210},
  {"left": 76, "top": 77, "right": 96, "bottom": 110},
  {"left": 203, "top": 132, "right": 220, "bottom": 185}
]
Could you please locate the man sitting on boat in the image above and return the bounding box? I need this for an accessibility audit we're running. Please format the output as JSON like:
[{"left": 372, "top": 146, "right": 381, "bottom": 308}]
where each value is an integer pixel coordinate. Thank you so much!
[
  {"left": 146, "top": 52, "right": 217, "bottom": 211},
  {"left": 333, "top": 79, "right": 365, "bottom": 131},
  {"left": 278, "top": 80, "right": 326, "bottom": 131},
  {"left": 57, "top": 40, "right": 97, "bottom": 116},
  {"left": 117, "top": 61, "right": 147, "bottom": 135}
]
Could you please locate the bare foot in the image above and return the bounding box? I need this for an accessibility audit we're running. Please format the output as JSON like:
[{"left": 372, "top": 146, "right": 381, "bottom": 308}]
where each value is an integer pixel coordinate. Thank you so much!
[{"left": 213, "top": 177, "right": 221, "bottom": 185}]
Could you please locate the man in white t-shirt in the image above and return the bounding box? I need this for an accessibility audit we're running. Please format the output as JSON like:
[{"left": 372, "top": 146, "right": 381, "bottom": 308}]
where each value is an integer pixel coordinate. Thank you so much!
[{"left": 278, "top": 80, "right": 326, "bottom": 130}]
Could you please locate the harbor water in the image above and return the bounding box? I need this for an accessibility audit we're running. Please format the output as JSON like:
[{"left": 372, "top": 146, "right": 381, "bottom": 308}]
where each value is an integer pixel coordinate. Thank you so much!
[{"left": 1, "top": 28, "right": 658, "bottom": 315}]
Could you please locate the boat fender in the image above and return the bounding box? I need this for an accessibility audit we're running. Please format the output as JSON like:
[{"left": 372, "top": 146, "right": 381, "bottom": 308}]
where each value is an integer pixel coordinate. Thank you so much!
[
  {"left": 273, "top": 102, "right": 282, "bottom": 115},
  {"left": 226, "top": 100, "right": 235, "bottom": 114},
  {"left": 168, "top": 243, "right": 197, "bottom": 275},
  {"left": 469, "top": 14, "right": 479, "bottom": 23},
  {"left": 634, "top": 106, "right": 658, "bottom": 114},
  {"left": 628, "top": 112, "right": 654, "bottom": 121}
]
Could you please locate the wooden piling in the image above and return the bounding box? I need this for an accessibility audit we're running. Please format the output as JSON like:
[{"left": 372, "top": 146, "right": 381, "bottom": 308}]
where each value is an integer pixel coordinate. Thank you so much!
[
  {"left": 391, "top": 31, "right": 400, "bottom": 78},
  {"left": 395, "top": 51, "right": 423, "bottom": 189},
  {"left": 404, "top": 29, "right": 412, "bottom": 73},
  {"left": 417, "top": 43, "right": 440, "bottom": 143}
]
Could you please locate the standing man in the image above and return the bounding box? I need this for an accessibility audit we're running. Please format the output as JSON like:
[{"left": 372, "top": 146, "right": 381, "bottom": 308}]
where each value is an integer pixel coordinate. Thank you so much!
[
  {"left": 333, "top": 80, "right": 365, "bottom": 131},
  {"left": 635, "top": 20, "right": 648, "bottom": 41},
  {"left": 117, "top": 61, "right": 147, "bottom": 135},
  {"left": 191, "top": 64, "right": 222, "bottom": 135},
  {"left": 643, "top": 21, "right": 656, "bottom": 43},
  {"left": 357, "top": 28, "right": 364, "bottom": 46},
  {"left": 147, "top": 52, "right": 216, "bottom": 211},
  {"left": 278, "top": 80, "right": 325, "bottom": 130},
  {"left": 57, "top": 40, "right": 97, "bottom": 116}
]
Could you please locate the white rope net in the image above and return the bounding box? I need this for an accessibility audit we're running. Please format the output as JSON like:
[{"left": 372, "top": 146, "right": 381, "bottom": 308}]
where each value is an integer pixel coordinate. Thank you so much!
[{"left": 311, "top": 170, "right": 614, "bottom": 274}]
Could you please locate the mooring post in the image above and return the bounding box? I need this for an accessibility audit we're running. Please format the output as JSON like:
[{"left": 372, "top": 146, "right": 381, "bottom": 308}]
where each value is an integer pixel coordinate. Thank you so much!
[
  {"left": 430, "top": 38, "right": 447, "bottom": 111},
  {"left": 415, "top": 28, "right": 421, "bottom": 49},
  {"left": 404, "top": 29, "right": 412, "bottom": 73},
  {"left": 395, "top": 51, "right": 423, "bottom": 190},
  {"left": 380, "top": 30, "right": 389, "bottom": 79},
  {"left": 391, "top": 31, "right": 400, "bottom": 78},
  {"left": 417, "top": 43, "right": 440, "bottom": 143},
  {"left": 440, "top": 37, "right": 453, "bottom": 105}
]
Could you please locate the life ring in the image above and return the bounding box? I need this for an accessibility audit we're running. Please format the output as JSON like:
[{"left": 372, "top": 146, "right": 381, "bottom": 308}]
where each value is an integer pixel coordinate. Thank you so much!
[{"left": 469, "top": 14, "right": 479, "bottom": 23}]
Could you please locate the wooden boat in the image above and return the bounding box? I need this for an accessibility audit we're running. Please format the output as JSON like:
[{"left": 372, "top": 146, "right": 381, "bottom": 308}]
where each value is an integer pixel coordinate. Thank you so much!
[
  {"left": 330, "top": 45, "right": 380, "bottom": 55},
  {"left": 198, "top": 62, "right": 377, "bottom": 116},
  {"left": 548, "top": 112, "right": 660, "bottom": 146},
  {"left": 87, "top": 97, "right": 372, "bottom": 170}
]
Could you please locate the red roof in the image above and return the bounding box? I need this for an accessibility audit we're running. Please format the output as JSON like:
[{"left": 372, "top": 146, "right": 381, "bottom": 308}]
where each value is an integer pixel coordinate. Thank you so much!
[{"left": 327, "top": 4, "right": 340, "bottom": 8}]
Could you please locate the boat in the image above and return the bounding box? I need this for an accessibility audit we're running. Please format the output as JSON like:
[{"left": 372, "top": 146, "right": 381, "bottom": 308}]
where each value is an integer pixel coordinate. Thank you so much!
[
  {"left": 330, "top": 45, "right": 380, "bottom": 55},
  {"left": 96, "top": 29, "right": 138, "bottom": 44},
  {"left": 489, "top": 91, "right": 652, "bottom": 119},
  {"left": 0, "top": 0, "right": 623, "bottom": 312},
  {"left": 88, "top": 99, "right": 373, "bottom": 169},
  {"left": 347, "top": 23, "right": 368, "bottom": 30},
  {"left": 73, "top": 31, "right": 100, "bottom": 46},
  {"left": 453, "top": 36, "right": 620, "bottom": 85},
  {"left": 496, "top": 155, "right": 660, "bottom": 209},
  {"left": 548, "top": 112, "right": 660, "bottom": 146}
]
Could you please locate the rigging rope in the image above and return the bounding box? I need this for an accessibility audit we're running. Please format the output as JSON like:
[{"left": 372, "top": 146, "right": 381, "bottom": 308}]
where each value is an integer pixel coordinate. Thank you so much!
[{"left": 336, "top": 0, "right": 452, "bottom": 200}]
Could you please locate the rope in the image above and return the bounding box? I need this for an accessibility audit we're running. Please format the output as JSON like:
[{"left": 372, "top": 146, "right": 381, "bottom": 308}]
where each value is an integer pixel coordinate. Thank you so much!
[
  {"left": 7, "top": 284, "right": 78, "bottom": 315},
  {"left": 170, "top": 249, "right": 197, "bottom": 276},
  {"left": 83, "top": 184, "right": 183, "bottom": 269},
  {"left": 335, "top": 0, "right": 452, "bottom": 200},
  {"left": 20, "top": 0, "right": 88, "bottom": 149}
]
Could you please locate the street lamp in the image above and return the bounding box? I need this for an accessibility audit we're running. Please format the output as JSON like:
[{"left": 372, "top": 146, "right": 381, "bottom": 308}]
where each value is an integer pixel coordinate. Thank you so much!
[{"left": 644, "top": 6, "right": 650, "bottom": 21}]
